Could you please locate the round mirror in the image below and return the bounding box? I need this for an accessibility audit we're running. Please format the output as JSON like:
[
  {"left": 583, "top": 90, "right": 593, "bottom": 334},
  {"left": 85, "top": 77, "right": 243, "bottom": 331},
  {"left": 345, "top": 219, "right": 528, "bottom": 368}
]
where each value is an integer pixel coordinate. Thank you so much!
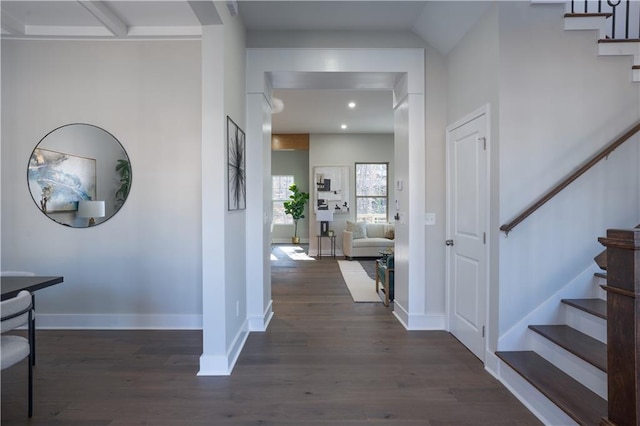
[{"left": 27, "top": 123, "right": 131, "bottom": 228}]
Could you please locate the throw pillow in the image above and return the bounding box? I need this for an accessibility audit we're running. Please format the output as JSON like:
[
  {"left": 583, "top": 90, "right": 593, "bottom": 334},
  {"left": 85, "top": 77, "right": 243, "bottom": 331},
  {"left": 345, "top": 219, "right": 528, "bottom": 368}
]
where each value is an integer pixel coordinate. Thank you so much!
[
  {"left": 384, "top": 224, "right": 395, "bottom": 240},
  {"left": 347, "top": 221, "right": 367, "bottom": 239}
]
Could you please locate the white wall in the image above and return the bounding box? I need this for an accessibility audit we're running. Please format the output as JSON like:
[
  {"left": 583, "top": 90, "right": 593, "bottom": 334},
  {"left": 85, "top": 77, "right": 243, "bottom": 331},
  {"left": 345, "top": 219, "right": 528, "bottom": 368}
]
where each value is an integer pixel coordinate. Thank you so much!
[
  {"left": 308, "top": 133, "right": 394, "bottom": 255},
  {"left": 1, "top": 39, "right": 202, "bottom": 328}
]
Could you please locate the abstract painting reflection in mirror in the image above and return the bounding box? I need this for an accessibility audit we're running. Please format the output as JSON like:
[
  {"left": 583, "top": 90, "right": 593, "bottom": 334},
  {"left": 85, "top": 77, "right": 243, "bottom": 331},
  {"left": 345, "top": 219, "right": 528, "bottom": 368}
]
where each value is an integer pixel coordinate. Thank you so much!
[{"left": 28, "top": 148, "right": 96, "bottom": 213}]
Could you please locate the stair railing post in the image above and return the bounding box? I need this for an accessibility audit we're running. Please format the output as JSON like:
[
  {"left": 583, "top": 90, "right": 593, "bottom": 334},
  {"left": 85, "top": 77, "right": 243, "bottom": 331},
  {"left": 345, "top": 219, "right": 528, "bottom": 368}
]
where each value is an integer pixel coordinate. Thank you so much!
[{"left": 598, "top": 228, "right": 640, "bottom": 426}]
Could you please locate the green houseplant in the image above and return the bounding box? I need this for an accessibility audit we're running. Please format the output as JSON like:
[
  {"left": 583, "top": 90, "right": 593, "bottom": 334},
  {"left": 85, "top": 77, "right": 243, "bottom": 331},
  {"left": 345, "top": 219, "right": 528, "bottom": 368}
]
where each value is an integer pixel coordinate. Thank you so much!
[
  {"left": 283, "top": 183, "right": 309, "bottom": 244},
  {"left": 115, "top": 159, "right": 131, "bottom": 209}
]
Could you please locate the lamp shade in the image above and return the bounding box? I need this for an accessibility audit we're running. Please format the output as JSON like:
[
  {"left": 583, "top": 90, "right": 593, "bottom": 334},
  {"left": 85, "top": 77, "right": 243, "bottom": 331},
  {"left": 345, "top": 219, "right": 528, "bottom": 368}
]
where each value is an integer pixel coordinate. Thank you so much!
[
  {"left": 316, "top": 209, "right": 334, "bottom": 222},
  {"left": 77, "top": 200, "right": 105, "bottom": 218}
]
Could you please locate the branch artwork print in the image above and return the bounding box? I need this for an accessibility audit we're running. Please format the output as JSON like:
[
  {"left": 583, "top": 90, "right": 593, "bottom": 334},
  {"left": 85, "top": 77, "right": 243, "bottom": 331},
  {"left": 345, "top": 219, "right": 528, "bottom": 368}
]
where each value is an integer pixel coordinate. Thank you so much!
[{"left": 227, "top": 116, "right": 246, "bottom": 210}]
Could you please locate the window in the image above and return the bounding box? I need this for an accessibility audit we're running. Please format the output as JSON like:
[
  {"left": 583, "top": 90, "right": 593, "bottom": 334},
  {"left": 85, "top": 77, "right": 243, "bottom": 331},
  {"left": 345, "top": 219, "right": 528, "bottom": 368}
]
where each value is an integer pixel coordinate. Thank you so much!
[
  {"left": 272, "top": 175, "right": 294, "bottom": 224},
  {"left": 355, "top": 163, "right": 388, "bottom": 223}
]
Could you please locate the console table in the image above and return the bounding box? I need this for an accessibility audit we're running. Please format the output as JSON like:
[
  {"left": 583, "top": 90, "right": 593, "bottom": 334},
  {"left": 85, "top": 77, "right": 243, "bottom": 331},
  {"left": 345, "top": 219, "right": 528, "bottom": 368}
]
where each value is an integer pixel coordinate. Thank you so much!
[{"left": 316, "top": 234, "right": 337, "bottom": 258}]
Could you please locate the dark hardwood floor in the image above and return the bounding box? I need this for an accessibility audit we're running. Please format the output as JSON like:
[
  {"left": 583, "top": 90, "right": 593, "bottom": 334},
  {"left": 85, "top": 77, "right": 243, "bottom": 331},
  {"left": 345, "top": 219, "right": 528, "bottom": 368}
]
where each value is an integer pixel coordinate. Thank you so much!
[{"left": 1, "top": 245, "right": 542, "bottom": 425}]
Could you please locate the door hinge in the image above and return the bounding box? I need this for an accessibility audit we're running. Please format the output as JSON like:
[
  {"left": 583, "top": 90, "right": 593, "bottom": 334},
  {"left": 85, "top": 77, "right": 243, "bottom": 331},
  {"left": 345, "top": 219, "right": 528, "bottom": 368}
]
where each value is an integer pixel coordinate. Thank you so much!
[
  {"left": 483, "top": 232, "right": 486, "bottom": 244},
  {"left": 482, "top": 326, "right": 485, "bottom": 338},
  {"left": 479, "top": 136, "right": 486, "bottom": 150}
]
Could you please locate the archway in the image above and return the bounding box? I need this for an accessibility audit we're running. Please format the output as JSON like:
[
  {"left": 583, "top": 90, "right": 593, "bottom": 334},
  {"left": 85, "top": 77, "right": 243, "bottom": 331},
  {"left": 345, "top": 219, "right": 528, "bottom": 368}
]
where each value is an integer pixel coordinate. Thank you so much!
[{"left": 245, "top": 48, "right": 426, "bottom": 332}]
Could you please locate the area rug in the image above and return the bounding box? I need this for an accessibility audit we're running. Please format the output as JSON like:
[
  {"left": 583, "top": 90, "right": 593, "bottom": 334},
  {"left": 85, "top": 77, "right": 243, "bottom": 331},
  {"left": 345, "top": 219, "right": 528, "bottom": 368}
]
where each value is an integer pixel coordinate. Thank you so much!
[{"left": 337, "top": 260, "right": 382, "bottom": 303}]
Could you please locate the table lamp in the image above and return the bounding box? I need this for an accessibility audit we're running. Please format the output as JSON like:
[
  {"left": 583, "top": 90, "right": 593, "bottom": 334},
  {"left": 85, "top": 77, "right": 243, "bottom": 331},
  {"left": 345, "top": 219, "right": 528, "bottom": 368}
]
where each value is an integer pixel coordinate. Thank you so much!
[
  {"left": 316, "top": 209, "right": 333, "bottom": 236},
  {"left": 78, "top": 200, "right": 105, "bottom": 227}
]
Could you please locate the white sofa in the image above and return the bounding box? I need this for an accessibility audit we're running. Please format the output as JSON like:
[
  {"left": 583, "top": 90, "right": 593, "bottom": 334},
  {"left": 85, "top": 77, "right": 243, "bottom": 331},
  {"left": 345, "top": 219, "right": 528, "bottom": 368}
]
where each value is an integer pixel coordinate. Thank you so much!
[{"left": 343, "top": 222, "right": 394, "bottom": 259}]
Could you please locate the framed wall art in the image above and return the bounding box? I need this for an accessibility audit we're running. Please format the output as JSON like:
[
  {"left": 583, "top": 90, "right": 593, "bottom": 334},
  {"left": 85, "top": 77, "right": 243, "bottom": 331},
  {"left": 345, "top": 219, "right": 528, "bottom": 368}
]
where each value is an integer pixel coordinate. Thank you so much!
[
  {"left": 313, "top": 165, "right": 349, "bottom": 213},
  {"left": 227, "top": 116, "right": 246, "bottom": 211},
  {"left": 27, "top": 148, "right": 96, "bottom": 213}
]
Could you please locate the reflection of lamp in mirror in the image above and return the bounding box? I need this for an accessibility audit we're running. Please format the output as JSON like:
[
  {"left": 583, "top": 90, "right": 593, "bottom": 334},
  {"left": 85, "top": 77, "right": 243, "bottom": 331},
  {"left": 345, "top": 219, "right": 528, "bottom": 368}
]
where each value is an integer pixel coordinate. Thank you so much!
[
  {"left": 316, "top": 209, "right": 333, "bottom": 236},
  {"left": 78, "top": 200, "right": 105, "bottom": 227}
]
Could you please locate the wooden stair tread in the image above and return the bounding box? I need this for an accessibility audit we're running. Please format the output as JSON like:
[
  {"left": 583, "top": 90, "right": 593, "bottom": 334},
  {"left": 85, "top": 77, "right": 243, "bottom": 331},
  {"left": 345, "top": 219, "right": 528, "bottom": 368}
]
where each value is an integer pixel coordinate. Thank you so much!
[
  {"left": 594, "top": 249, "right": 607, "bottom": 270},
  {"left": 594, "top": 271, "right": 607, "bottom": 280},
  {"left": 496, "top": 351, "right": 607, "bottom": 425},
  {"left": 529, "top": 325, "right": 607, "bottom": 372},
  {"left": 633, "top": 65, "right": 640, "bottom": 70},
  {"left": 599, "top": 38, "right": 640, "bottom": 43},
  {"left": 565, "top": 12, "right": 612, "bottom": 18},
  {"left": 562, "top": 298, "right": 607, "bottom": 319}
]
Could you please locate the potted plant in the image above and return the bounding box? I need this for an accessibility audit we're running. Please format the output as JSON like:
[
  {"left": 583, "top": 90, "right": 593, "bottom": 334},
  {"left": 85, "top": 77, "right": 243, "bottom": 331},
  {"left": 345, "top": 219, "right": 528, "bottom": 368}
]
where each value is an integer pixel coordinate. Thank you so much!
[{"left": 283, "top": 183, "right": 309, "bottom": 244}]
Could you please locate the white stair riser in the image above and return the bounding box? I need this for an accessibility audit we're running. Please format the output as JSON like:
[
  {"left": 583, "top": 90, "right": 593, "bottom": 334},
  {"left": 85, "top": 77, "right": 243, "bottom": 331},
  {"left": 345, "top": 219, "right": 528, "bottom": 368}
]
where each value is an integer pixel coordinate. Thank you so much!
[
  {"left": 498, "top": 361, "right": 579, "bottom": 426},
  {"left": 564, "top": 304, "right": 607, "bottom": 343},
  {"left": 564, "top": 16, "right": 608, "bottom": 39},
  {"left": 598, "top": 42, "right": 640, "bottom": 64},
  {"left": 593, "top": 275, "right": 607, "bottom": 299},
  {"left": 529, "top": 331, "right": 608, "bottom": 399}
]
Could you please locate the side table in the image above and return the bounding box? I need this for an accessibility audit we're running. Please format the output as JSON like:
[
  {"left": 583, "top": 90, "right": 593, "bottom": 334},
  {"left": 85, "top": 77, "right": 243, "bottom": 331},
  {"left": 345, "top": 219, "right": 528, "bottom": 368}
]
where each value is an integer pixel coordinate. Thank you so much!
[{"left": 317, "top": 234, "right": 337, "bottom": 258}]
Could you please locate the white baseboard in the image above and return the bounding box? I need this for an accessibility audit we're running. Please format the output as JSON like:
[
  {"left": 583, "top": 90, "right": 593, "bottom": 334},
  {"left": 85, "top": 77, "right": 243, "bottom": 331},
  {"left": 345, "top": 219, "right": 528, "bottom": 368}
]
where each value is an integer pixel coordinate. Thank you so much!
[
  {"left": 392, "top": 301, "right": 445, "bottom": 330},
  {"left": 248, "top": 300, "right": 273, "bottom": 331},
  {"left": 36, "top": 314, "right": 202, "bottom": 329},
  {"left": 271, "top": 238, "right": 309, "bottom": 244},
  {"left": 198, "top": 319, "right": 250, "bottom": 376}
]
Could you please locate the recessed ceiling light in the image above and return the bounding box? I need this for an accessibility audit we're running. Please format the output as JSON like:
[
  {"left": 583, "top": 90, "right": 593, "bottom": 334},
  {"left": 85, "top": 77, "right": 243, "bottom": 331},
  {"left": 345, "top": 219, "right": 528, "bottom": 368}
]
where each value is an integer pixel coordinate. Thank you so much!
[
  {"left": 341, "top": 124, "right": 347, "bottom": 130},
  {"left": 348, "top": 102, "right": 356, "bottom": 109}
]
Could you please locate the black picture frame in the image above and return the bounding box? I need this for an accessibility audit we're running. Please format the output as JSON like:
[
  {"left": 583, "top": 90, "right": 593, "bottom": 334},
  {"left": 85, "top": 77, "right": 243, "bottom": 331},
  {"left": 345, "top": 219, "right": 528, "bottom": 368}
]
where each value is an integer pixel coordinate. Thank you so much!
[{"left": 227, "top": 116, "right": 246, "bottom": 211}]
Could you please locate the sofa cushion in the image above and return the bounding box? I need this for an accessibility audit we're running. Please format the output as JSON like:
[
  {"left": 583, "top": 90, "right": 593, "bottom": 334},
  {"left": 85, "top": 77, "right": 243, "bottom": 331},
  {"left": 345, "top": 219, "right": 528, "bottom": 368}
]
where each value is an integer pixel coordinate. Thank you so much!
[
  {"left": 346, "top": 221, "right": 367, "bottom": 239},
  {"left": 352, "top": 237, "right": 394, "bottom": 249},
  {"left": 365, "top": 223, "right": 385, "bottom": 238}
]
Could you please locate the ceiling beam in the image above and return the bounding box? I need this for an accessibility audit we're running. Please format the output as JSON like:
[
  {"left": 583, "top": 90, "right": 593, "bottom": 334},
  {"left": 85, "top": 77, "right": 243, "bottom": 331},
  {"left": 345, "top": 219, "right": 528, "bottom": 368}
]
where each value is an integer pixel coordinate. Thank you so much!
[
  {"left": 1, "top": 11, "right": 25, "bottom": 36},
  {"left": 188, "top": 1, "right": 222, "bottom": 26},
  {"left": 78, "top": 1, "right": 127, "bottom": 37}
]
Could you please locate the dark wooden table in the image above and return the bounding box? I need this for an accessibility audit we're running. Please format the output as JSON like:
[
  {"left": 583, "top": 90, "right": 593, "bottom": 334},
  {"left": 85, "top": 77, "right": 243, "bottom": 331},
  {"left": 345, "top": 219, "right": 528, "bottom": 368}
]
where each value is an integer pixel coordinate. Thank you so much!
[
  {"left": 1, "top": 275, "right": 63, "bottom": 364},
  {"left": 1, "top": 276, "right": 63, "bottom": 300}
]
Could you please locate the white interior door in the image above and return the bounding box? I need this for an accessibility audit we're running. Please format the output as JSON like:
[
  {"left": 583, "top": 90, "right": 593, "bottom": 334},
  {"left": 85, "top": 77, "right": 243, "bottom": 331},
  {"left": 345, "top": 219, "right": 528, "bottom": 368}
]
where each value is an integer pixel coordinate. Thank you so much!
[{"left": 446, "top": 109, "right": 488, "bottom": 362}]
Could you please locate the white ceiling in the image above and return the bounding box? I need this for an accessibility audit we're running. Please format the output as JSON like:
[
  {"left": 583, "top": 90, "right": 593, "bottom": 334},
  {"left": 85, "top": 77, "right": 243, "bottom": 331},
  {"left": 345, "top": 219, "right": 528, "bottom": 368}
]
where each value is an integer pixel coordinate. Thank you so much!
[{"left": 1, "top": 1, "right": 490, "bottom": 134}]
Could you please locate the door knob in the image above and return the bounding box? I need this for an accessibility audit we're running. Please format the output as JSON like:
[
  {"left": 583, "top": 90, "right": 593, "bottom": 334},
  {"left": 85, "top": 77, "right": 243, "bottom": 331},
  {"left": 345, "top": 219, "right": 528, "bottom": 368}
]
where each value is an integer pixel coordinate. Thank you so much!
[{"left": 445, "top": 239, "right": 454, "bottom": 246}]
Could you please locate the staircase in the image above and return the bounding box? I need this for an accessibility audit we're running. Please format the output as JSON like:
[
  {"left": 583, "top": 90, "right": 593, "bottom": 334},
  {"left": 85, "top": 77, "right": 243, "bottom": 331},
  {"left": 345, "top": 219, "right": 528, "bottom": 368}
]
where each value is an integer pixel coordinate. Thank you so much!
[
  {"left": 534, "top": 0, "right": 640, "bottom": 82},
  {"left": 496, "top": 265, "right": 608, "bottom": 425},
  {"left": 493, "top": 4, "right": 640, "bottom": 424}
]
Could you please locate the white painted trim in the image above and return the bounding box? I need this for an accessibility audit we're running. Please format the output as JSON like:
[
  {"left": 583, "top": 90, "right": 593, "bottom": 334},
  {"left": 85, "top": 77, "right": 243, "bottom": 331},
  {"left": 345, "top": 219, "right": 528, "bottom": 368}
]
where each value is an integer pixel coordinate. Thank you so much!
[
  {"left": 198, "top": 319, "right": 250, "bottom": 376},
  {"left": 36, "top": 314, "right": 202, "bottom": 330},
  {"left": 248, "top": 299, "right": 273, "bottom": 332},
  {"left": 392, "top": 301, "right": 445, "bottom": 330},
  {"left": 247, "top": 47, "right": 426, "bottom": 337},
  {"left": 198, "top": 353, "right": 233, "bottom": 376}
]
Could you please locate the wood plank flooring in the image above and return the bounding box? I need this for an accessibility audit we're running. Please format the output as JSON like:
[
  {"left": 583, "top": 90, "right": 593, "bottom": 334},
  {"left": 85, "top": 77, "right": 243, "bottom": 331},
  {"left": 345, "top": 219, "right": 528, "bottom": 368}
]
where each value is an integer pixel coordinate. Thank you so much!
[{"left": 1, "top": 245, "right": 542, "bottom": 425}]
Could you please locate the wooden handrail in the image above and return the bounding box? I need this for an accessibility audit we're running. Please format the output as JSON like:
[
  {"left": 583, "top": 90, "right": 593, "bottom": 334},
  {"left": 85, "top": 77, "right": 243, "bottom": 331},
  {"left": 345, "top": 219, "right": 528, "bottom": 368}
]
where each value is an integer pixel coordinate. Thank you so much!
[{"left": 500, "top": 120, "right": 640, "bottom": 235}]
